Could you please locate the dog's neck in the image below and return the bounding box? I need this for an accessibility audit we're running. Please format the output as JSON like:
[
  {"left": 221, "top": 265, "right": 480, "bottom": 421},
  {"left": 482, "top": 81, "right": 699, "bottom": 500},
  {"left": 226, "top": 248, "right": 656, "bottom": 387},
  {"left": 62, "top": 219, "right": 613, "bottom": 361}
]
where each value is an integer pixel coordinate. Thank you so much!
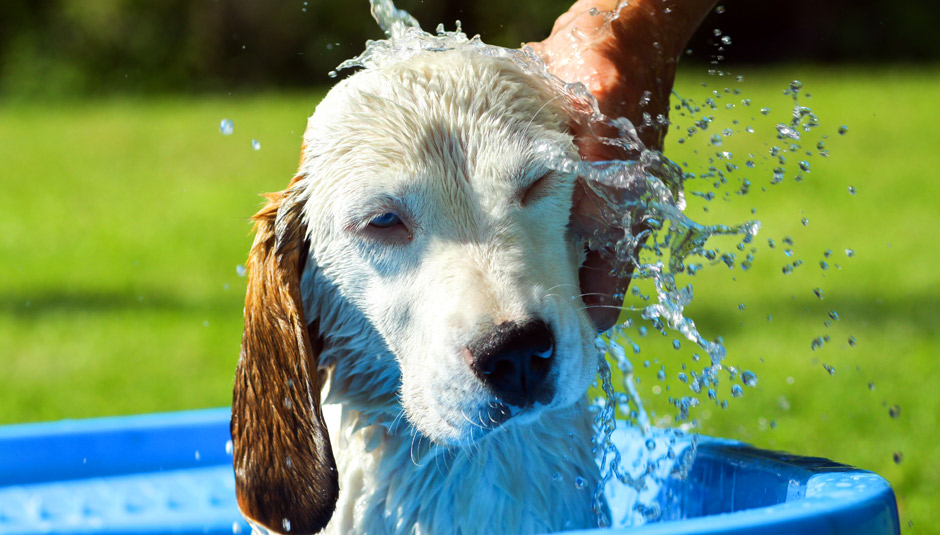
[{"left": 321, "top": 393, "right": 600, "bottom": 535}]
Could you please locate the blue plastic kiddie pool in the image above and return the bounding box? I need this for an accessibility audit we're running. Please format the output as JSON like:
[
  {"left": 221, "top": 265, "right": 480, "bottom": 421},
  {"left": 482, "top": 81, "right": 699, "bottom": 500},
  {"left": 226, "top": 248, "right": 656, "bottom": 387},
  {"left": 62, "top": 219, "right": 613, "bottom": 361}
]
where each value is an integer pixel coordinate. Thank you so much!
[{"left": 0, "top": 408, "right": 900, "bottom": 535}]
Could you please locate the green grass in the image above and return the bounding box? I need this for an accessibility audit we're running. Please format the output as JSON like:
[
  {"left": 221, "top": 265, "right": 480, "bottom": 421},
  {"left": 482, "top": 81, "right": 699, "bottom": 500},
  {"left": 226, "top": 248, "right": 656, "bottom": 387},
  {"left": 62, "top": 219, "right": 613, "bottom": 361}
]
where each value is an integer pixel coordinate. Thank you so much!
[{"left": 1, "top": 66, "right": 937, "bottom": 533}]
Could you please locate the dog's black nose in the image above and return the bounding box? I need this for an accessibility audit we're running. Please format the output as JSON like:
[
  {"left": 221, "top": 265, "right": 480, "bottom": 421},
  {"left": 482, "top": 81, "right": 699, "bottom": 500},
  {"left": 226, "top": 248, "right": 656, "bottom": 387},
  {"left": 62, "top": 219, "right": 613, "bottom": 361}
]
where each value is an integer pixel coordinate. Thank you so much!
[{"left": 466, "top": 320, "right": 555, "bottom": 407}]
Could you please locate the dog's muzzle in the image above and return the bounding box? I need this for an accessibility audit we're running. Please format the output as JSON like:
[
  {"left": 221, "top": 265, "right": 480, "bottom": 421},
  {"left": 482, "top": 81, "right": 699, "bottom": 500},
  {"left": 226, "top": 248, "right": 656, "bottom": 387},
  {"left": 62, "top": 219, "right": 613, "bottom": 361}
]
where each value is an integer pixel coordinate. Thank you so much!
[{"left": 465, "top": 320, "right": 555, "bottom": 408}]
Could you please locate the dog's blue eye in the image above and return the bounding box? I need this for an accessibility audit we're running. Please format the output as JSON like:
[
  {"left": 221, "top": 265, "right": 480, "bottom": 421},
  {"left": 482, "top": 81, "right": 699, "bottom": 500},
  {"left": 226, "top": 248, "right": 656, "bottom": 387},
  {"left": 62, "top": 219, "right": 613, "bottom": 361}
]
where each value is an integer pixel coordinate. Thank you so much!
[{"left": 369, "top": 212, "right": 402, "bottom": 229}]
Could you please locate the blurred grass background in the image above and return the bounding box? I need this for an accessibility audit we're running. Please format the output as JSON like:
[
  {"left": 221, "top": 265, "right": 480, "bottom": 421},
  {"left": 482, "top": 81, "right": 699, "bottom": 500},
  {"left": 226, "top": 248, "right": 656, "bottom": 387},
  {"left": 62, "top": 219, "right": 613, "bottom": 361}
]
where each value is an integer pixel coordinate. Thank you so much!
[{"left": 1, "top": 1, "right": 938, "bottom": 534}]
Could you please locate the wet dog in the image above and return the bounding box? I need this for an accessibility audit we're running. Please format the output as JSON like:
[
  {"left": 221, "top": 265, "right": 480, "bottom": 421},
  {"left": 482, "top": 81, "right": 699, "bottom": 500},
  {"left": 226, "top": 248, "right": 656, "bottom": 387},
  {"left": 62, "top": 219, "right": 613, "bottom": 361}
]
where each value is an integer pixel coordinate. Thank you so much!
[{"left": 232, "top": 49, "right": 603, "bottom": 535}]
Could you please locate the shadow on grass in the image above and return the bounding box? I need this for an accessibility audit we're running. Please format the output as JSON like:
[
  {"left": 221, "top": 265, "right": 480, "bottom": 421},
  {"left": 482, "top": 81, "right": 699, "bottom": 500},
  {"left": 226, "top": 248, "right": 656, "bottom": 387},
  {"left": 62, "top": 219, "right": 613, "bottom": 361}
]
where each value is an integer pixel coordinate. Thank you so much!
[{"left": 0, "top": 290, "right": 238, "bottom": 318}]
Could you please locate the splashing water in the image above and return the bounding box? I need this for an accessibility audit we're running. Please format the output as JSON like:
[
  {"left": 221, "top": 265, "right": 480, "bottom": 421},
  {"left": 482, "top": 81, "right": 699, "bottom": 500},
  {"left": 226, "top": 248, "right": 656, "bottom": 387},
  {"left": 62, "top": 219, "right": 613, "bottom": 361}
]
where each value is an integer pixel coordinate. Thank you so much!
[{"left": 339, "top": 0, "right": 837, "bottom": 529}]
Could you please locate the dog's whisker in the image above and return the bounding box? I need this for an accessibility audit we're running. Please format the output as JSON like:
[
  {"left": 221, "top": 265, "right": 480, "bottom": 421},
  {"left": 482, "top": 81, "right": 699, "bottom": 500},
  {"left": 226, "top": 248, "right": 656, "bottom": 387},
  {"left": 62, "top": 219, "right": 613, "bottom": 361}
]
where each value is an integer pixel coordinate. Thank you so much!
[
  {"left": 389, "top": 408, "right": 409, "bottom": 434},
  {"left": 521, "top": 93, "right": 565, "bottom": 139},
  {"left": 577, "top": 291, "right": 622, "bottom": 298},
  {"left": 576, "top": 304, "right": 628, "bottom": 314},
  {"left": 543, "top": 282, "right": 579, "bottom": 294},
  {"left": 461, "top": 408, "right": 486, "bottom": 431}
]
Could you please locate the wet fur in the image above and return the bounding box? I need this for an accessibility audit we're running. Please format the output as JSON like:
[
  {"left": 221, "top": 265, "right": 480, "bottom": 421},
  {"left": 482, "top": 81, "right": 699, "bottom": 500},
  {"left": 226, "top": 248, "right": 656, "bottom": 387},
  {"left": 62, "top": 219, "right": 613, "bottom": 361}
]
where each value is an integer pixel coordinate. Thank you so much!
[{"left": 233, "top": 50, "right": 602, "bottom": 535}]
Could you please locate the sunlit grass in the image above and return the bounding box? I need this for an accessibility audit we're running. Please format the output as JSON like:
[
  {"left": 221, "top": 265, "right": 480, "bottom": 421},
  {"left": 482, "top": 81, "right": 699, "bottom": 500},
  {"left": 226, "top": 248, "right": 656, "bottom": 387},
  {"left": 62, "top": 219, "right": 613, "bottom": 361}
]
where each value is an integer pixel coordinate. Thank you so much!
[
  {"left": 1, "top": 66, "right": 937, "bottom": 532},
  {"left": 0, "top": 92, "right": 322, "bottom": 421}
]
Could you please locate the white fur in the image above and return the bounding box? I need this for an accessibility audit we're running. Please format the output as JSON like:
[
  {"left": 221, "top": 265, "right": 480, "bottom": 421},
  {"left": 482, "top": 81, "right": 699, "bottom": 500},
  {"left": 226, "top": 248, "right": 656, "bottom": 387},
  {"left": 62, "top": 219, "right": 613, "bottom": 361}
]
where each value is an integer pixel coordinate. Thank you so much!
[{"left": 286, "top": 49, "right": 602, "bottom": 534}]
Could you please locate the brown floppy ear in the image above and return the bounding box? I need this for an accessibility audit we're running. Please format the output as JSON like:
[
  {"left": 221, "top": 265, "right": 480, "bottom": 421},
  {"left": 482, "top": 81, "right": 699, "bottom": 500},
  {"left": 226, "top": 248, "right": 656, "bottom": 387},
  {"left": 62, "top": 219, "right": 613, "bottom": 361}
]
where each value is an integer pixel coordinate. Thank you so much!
[{"left": 231, "top": 175, "right": 338, "bottom": 534}]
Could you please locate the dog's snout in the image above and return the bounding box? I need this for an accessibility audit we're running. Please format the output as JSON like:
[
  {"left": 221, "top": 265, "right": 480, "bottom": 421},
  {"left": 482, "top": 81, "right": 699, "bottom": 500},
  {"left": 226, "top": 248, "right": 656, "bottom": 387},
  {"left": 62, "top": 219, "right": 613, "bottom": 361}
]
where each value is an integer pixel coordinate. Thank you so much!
[{"left": 466, "top": 320, "right": 555, "bottom": 407}]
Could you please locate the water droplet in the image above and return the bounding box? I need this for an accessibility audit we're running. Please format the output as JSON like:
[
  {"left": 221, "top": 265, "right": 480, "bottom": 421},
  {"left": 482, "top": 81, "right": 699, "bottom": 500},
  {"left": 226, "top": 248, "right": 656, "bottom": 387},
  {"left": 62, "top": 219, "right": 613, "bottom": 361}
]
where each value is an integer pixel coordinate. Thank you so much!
[
  {"left": 574, "top": 476, "right": 587, "bottom": 490},
  {"left": 893, "top": 451, "right": 903, "bottom": 464},
  {"left": 286, "top": 455, "right": 293, "bottom": 468},
  {"left": 776, "top": 123, "right": 801, "bottom": 140},
  {"left": 236, "top": 264, "right": 247, "bottom": 277},
  {"left": 848, "top": 186, "right": 857, "bottom": 195},
  {"left": 737, "top": 303, "right": 746, "bottom": 311},
  {"left": 731, "top": 384, "right": 743, "bottom": 397},
  {"left": 588, "top": 7, "right": 599, "bottom": 15},
  {"left": 233, "top": 520, "right": 243, "bottom": 534},
  {"left": 328, "top": 70, "right": 338, "bottom": 78},
  {"left": 848, "top": 335, "right": 857, "bottom": 347},
  {"left": 813, "top": 288, "right": 825, "bottom": 299},
  {"left": 195, "top": 450, "right": 201, "bottom": 460},
  {"left": 838, "top": 125, "right": 849, "bottom": 135},
  {"left": 721, "top": 35, "right": 732, "bottom": 45},
  {"left": 713, "top": 28, "right": 722, "bottom": 36},
  {"left": 789, "top": 80, "right": 803, "bottom": 92},
  {"left": 889, "top": 404, "right": 901, "bottom": 419},
  {"left": 760, "top": 107, "right": 770, "bottom": 115},
  {"left": 823, "top": 363, "right": 836, "bottom": 375},
  {"left": 801, "top": 217, "right": 810, "bottom": 227},
  {"left": 672, "top": 339, "right": 681, "bottom": 350},
  {"left": 552, "top": 472, "right": 563, "bottom": 482},
  {"left": 282, "top": 518, "right": 292, "bottom": 531},
  {"left": 225, "top": 440, "right": 233, "bottom": 455},
  {"left": 868, "top": 381, "right": 875, "bottom": 390},
  {"left": 645, "top": 438, "right": 656, "bottom": 451},
  {"left": 251, "top": 139, "right": 261, "bottom": 150},
  {"left": 715, "top": 5, "right": 726, "bottom": 14},
  {"left": 710, "top": 134, "right": 723, "bottom": 146},
  {"left": 819, "top": 260, "right": 829, "bottom": 270},
  {"left": 799, "top": 160, "right": 811, "bottom": 173},
  {"left": 284, "top": 397, "right": 293, "bottom": 409},
  {"left": 657, "top": 369, "right": 666, "bottom": 381},
  {"left": 742, "top": 370, "right": 758, "bottom": 387},
  {"left": 828, "top": 310, "right": 840, "bottom": 321},
  {"left": 219, "top": 119, "right": 234, "bottom": 135}
]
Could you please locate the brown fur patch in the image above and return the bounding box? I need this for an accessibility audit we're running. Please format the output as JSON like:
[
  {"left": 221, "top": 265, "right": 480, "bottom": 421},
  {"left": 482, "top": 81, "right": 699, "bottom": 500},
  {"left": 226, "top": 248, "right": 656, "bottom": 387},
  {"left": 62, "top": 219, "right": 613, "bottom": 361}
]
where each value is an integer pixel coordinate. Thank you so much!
[{"left": 231, "top": 176, "right": 339, "bottom": 534}]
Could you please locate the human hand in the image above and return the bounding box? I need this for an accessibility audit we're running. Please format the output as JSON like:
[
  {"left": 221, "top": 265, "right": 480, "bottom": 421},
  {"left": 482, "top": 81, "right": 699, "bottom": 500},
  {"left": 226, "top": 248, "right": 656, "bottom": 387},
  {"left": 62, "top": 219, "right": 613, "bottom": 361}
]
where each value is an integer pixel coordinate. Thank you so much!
[{"left": 527, "top": 0, "right": 717, "bottom": 331}]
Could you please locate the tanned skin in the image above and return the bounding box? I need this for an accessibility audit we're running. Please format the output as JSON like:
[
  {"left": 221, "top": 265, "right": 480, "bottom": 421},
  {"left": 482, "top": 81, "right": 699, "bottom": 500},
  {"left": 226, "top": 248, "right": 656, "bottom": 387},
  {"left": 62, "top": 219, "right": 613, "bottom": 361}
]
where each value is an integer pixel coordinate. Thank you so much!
[{"left": 529, "top": 0, "right": 718, "bottom": 331}]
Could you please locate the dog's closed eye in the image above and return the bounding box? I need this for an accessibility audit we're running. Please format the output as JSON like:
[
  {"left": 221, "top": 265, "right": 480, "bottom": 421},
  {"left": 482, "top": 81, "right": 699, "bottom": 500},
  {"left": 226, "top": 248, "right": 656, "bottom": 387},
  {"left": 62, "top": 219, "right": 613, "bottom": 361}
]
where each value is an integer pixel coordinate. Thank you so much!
[{"left": 520, "top": 172, "right": 554, "bottom": 206}]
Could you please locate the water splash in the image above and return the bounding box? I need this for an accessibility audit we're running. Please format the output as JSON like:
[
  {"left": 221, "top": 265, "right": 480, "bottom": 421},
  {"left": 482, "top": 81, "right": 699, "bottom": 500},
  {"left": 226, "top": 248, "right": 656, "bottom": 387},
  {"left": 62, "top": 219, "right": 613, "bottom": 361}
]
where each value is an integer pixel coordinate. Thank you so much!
[{"left": 338, "top": 0, "right": 825, "bottom": 529}]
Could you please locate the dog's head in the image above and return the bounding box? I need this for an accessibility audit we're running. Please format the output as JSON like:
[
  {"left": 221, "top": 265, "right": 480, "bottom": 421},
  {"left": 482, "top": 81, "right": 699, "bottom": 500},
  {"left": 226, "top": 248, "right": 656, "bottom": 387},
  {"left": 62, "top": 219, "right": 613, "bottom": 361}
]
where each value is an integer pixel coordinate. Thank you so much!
[{"left": 232, "top": 49, "right": 600, "bottom": 533}]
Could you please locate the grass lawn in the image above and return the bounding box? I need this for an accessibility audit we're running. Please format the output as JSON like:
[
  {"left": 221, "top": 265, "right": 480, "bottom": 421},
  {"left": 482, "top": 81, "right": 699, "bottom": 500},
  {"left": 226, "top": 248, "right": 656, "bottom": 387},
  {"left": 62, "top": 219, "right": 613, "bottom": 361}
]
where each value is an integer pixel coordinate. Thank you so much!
[{"left": 1, "top": 66, "right": 937, "bottom": 533}]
